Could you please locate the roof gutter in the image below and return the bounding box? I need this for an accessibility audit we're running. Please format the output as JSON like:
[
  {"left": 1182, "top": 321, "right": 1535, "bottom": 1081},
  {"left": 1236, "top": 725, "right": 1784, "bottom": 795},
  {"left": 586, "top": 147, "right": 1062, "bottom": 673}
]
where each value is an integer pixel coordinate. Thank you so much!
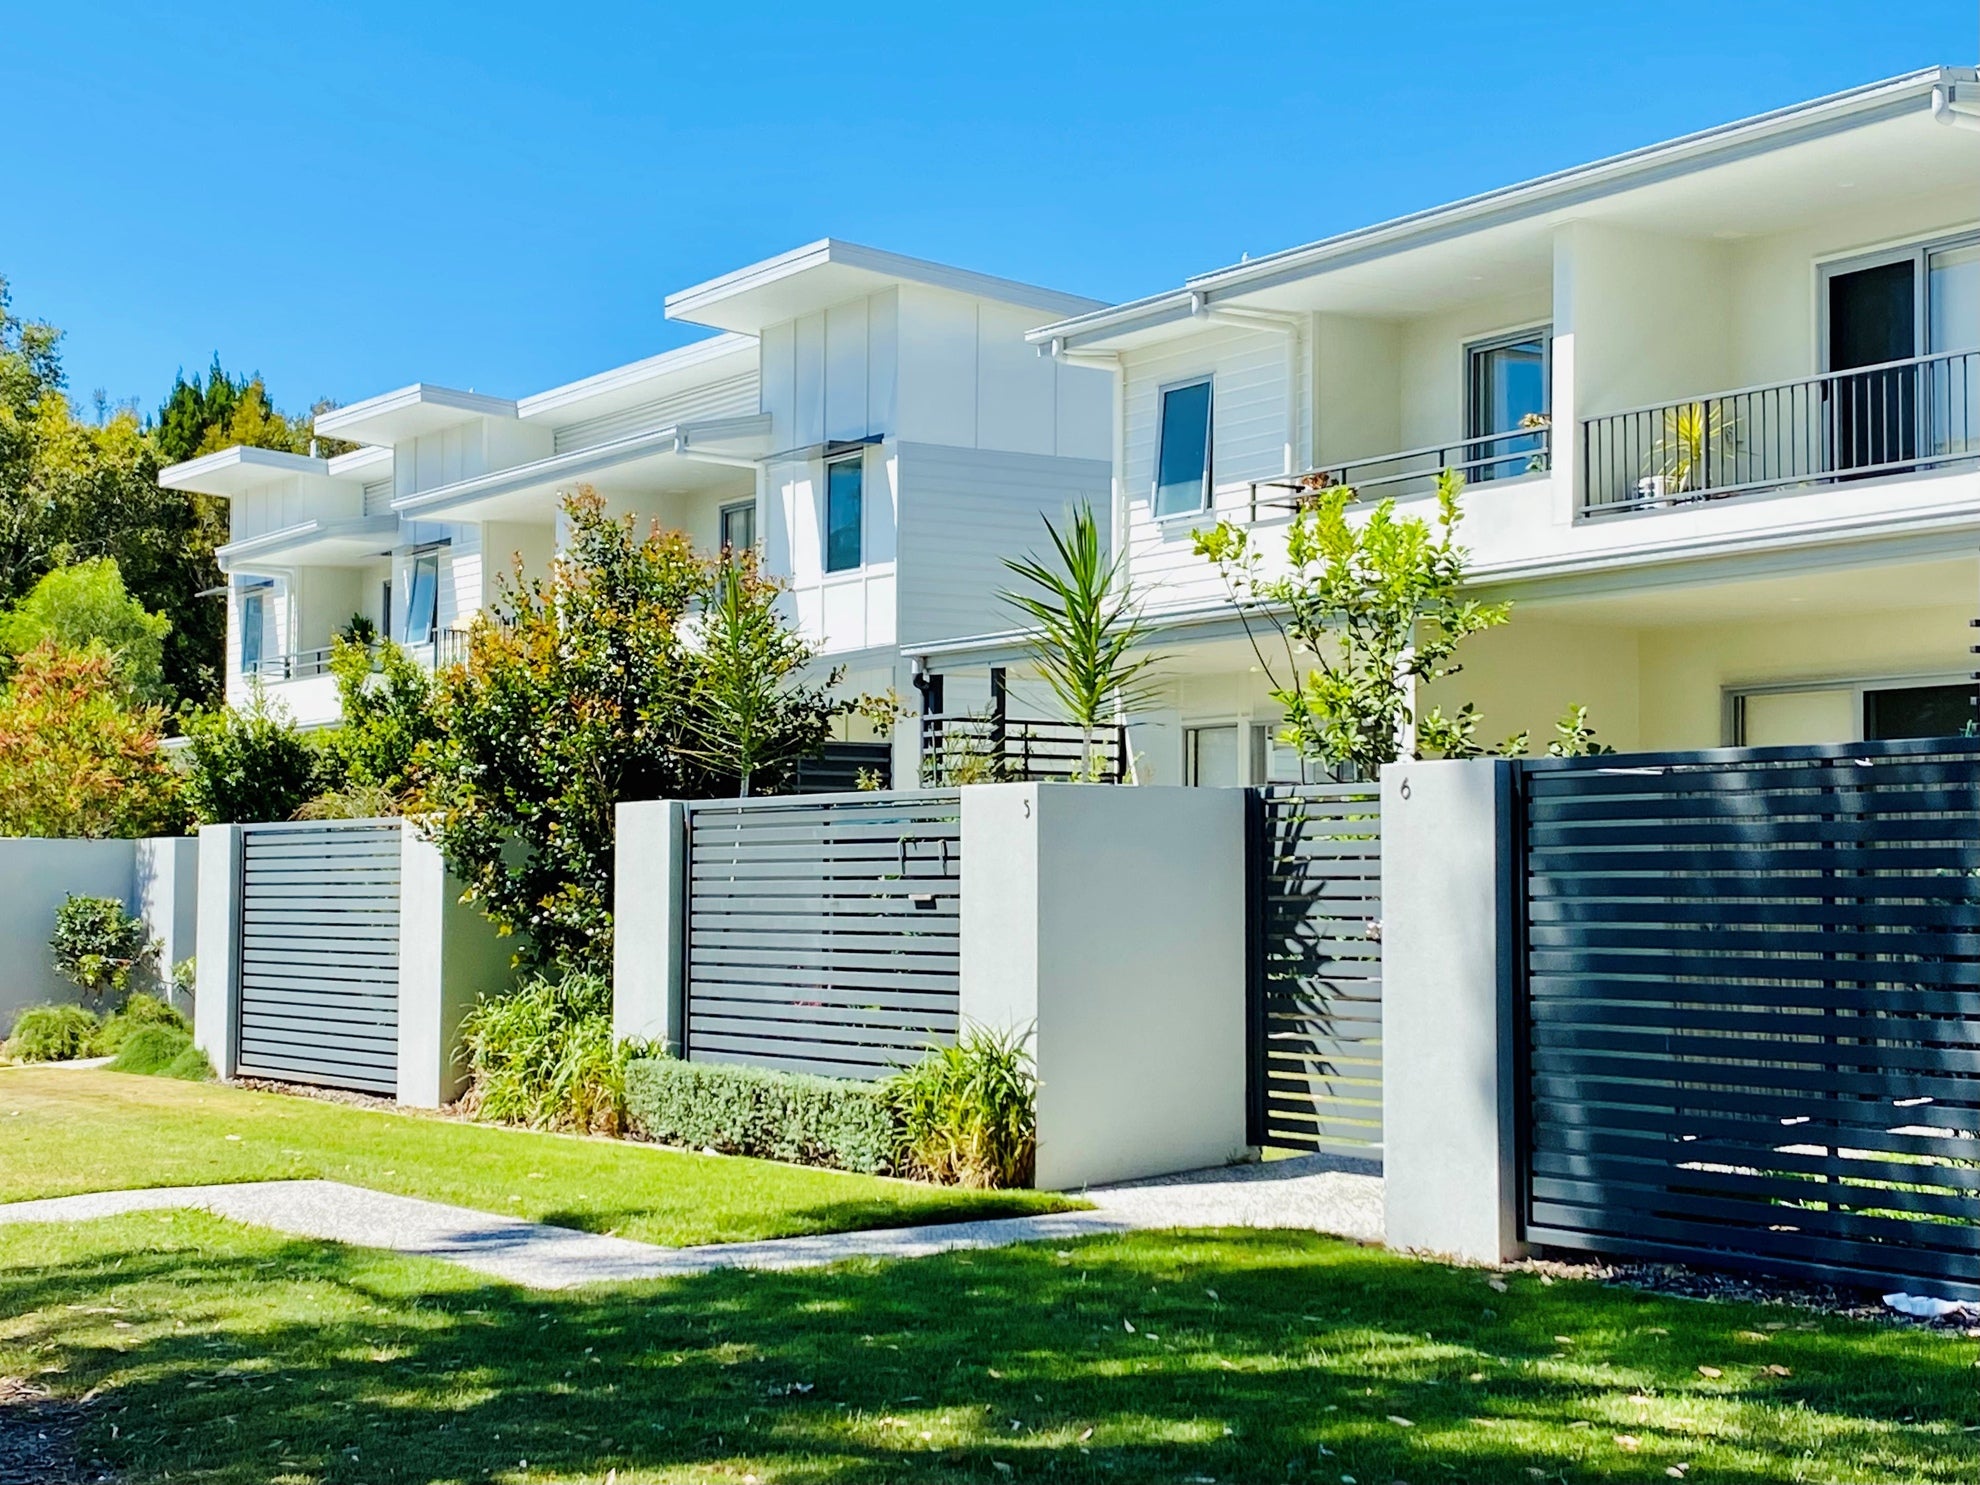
[{"left": 1933, "top": 78, "right": 1980, "bottom": 131}]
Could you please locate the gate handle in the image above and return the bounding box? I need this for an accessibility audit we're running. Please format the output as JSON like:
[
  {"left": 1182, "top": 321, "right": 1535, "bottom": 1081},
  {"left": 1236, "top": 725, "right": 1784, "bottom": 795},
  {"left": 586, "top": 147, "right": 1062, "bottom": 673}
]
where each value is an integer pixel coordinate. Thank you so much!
[{"left": 897, "top": 833, "right": 954, "bottom": 878}]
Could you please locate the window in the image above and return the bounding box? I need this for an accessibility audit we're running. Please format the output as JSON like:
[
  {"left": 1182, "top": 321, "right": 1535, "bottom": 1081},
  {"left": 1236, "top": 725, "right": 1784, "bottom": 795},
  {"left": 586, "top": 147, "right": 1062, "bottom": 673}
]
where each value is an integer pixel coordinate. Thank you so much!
[
  {"left": 1732, "top": 677, "right": 1977, "bottom": 746},
  {"left": 1250, "top": 724, "right": 1310, "bottom": 784},
  {"left": 824, "top": 457, "right": 863, "bottom": 573},
  {"left": 404, "top": 551, "right": 440, "bottom": 645},
  {"left": 1186, "top": 724, "right": 1241, "bottom": 787},
  {"left": 238, "top": 585, "right": 268, "bottom": 676},
  {"left": 1465, "top": 329, "right": 1550, "bottom": 482},
  {"left": 1865, "top": 682, "right": 1976, "bottom": 741},
  {"left": 380, "top": 580, "right": 392, "bottom": 642},
  {"left": 719, "top": 500, "right": 756, "bottom": 556},
  {"left": 1153, "top": 378, "right": 1213, "bottom": 518}
]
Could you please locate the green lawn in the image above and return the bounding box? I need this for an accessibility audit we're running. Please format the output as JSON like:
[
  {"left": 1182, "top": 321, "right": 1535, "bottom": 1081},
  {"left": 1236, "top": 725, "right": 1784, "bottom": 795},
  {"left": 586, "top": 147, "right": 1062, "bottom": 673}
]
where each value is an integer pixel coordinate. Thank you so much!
[
  {"left": 0, "top": 1064, "right": 1071, "bottom": 1245},
  {"left": 2, "top": 1212, "right": 1975, "bottom": 1483}
]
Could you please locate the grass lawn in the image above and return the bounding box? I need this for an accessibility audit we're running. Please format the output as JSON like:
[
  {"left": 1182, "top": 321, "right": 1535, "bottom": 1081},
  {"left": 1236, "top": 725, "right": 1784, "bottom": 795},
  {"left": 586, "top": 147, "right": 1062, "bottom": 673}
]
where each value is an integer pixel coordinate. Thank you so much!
[
  {"left": 2, "top": 1213, "right": 1976, "bottom": 1484},
  {"left": 0, "top": 1064, "right": 1071, "bottom": 1245}
]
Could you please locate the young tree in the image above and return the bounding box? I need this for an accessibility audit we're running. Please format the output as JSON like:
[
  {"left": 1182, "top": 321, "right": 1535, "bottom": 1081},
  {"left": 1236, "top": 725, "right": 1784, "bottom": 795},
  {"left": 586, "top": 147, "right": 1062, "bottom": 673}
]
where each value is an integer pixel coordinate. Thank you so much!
[
  {"left": 679, "top": 548, "right": 840, "bottom": 797},
  {"left": 999, "top": 502, "right": 1162, "bottom": 780},
  {"left": 320, "top": 635, "right": 442, "bottom": 802},
  {"left": 180, "top": 688, "right": 323, "bottom": 825},
  {"left": 0, "top": 557, "right": 171, "bottom": 703},
  {"left": 0, "top": 643, "right": 185, "bottom": 838},
  {"left": 1193, "top": 471, "right": 1519, "bottom": 779}
]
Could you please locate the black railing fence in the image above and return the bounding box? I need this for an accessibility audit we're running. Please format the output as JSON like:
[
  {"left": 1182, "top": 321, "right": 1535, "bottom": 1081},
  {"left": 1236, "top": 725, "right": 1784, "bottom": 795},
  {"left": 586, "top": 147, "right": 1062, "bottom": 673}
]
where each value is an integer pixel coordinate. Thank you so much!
[
  {"left": 1583, "top": 348, "right": 1980, "bottom": 515},
  {"left": 919, "top": 713, "right": 1128, "bottom": 785}
]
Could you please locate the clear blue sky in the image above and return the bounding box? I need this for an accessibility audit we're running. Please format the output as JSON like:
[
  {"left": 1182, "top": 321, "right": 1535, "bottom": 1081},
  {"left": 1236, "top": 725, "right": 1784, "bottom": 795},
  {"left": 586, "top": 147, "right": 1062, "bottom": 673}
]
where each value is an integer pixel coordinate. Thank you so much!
[{"left": 7, "top": 2, "right": 1975, "bottom": 418}]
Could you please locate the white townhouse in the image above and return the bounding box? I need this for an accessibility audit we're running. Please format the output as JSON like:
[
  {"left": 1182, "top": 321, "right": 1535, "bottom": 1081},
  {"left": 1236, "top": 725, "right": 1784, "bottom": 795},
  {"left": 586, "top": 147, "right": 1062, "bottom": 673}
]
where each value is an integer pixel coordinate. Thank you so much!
[
  {"left": 915, "top": 66, "right": 1980, "bottom": 783},
  {"left": 161, "top": 242, "right": 1112, "bottom": 781}
]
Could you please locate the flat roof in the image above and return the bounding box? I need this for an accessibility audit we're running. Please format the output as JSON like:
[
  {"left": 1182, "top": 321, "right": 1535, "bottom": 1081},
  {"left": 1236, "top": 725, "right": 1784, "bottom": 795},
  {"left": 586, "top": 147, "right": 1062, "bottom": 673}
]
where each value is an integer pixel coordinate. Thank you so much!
[{"left": 312, "top": 383, "right": 519, "bottom": 445}]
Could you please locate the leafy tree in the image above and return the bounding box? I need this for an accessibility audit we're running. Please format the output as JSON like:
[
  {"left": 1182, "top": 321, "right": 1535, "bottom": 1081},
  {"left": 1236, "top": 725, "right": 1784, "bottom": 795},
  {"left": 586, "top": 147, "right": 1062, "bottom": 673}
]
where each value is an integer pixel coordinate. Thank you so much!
[
  {"left": 0, "top": 557, "right": 171, "bottom": 703},
  {"left": 1194, "top": 471, "right": 1520, "bottom": 778},
  {"left": 0, "top": 643, "right": 185, "bottom": 838},
  {"left": 50, "top": 894, "right": 157, "bottom": 1006},
  {"left": 999, "top": 501, "right": 1162, "bottom": 780},
  {"left": 180, "top": 688, "right": 323, "bottom": 825},
  {"left": 679, "top": 548, "right": 839, "bottom": 797},
  {"left": 322, "top": 636, "right": 441, "bottom": 801}
]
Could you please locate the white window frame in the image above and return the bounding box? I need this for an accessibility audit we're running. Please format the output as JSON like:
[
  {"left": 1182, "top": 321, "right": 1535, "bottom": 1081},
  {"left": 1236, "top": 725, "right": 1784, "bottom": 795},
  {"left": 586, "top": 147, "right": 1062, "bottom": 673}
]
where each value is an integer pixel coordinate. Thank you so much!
[
  {"left": 1818, "top": 229, "right": 1980, "bottom": 371},
  {"left": 1152, "top": 375, "right": 1214, "bottom": 521},
  {"left": 403, "top": 547, "right": 443, "bottom": 646},
  {"left": 1463, "top": 325, "right": 1552, "bottom": 484},
  {"left": 823, "top": 454, "right": 864, "bottom": 575},
  {"left": 237, "top": 582, "right": 271, "bottom": 677}
]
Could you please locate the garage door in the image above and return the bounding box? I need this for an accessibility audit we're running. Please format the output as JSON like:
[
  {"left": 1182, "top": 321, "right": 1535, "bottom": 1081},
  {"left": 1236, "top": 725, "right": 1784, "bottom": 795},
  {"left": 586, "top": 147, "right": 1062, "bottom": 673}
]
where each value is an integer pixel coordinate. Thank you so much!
[{"left": 235, "top": 820, "right": 402, "bottom": 1094}]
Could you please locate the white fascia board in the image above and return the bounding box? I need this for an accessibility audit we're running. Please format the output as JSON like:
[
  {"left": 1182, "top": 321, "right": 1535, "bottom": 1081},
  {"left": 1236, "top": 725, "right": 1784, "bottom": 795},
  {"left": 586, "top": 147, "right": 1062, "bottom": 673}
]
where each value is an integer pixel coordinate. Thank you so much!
[
  {"left": 326, "top": 444, "right": 394, "bottom": 480},
  {"left": 391, "top": 415, "right": 773, "bottom": 517},
  {"left": 312, "top": 383, "right": 518, "bottom": 443},
  {"left": 1034, "top": 65, "right": 1971, "bottom": 351},
  {"left": 666, "top": 238, "right": 1106, "bottom": 333},
  {"left": 215, "top": 514, "right": 400, "bottom": 571},
  {"left": 515, "top": 333, "right": 760, "bottom": 422},
  {"left": 157, "top": 444, "right": 332, "bottom": 498}
]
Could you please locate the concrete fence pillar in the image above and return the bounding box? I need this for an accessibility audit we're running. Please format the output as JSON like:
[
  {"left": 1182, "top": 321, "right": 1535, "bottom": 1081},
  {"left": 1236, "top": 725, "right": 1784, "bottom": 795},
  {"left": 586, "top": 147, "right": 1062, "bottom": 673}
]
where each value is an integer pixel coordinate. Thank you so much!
[
  {"left": 397, "top": 821, "right": 513, "bottom": 1108},
  {"left": 1380, "top": 757, "right": 1524, "bottom": 1264},
  {"left": 612, "top": 800, "right": 686, "bottom": 1051},
  {"left": 959, "top": 783, "right": 1248, "bottom": 1191},
  {"left": 192, "top": 825, "right": 243, "bottom": 1078},
  {"left": 135, "top": 835, "right": 200, "bottom": 1013}
]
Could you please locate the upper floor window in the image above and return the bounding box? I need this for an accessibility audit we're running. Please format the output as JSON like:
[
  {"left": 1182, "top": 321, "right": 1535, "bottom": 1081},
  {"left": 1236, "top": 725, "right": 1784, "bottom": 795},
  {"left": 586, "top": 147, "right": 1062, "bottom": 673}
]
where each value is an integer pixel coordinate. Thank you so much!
[
  {"left": 1153, "top": 378, "right": 1213, "bottom": 518},
  {"left": 824, "top": 457, "right": 863, "bottom": 573},
  {"left": 405, "top": 550, "right": 440, "bottom": 645},
  {"left": 719, "top": 500, "right": 756, "bottom": 556},
  {"left": 238, "top": 584, "right": 269, "bottom": 676},
  {"left": 1466, "top": 329, "right": 1550, "bottom": 482}
]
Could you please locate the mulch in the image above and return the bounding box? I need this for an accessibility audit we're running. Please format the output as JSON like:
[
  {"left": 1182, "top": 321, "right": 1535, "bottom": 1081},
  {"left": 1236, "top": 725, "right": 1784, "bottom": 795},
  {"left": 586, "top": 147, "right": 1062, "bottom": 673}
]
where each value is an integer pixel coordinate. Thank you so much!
[{"left": 0, "top": 1380, "right": 114, "bottom": 1484}]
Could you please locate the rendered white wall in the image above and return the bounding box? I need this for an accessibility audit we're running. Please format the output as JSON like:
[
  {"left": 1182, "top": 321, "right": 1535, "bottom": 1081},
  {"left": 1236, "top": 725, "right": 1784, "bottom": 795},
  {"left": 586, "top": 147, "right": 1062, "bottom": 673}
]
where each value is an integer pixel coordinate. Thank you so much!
[
  {"left": 612, "top": 799, "right": 686, "bottom": 1051},
  {"left": 0, "top": 840, "right": 136, "bottom": 1025},
  {"left": 959, "top": 783, "right": 1249, "bottom": 1190},
  {"left": 193, "top": 825, "right": 243, "bottom": 1077},
  {"left": 396, "top": 822, "right": 513, "bottom": 1108}
]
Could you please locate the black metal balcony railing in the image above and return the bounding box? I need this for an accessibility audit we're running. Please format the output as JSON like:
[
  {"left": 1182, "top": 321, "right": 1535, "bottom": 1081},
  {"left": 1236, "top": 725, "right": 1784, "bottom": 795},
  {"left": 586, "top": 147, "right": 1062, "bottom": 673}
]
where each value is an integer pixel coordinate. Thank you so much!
[
  {"left": 920, "top": 713, "right": 1128, "bottom": 785},
  {"left": 1582, "top": 348, "right": 1980, "bottom": 516},
  {"left": 1249, "top": 418, "right": 1552, "bottom": 517},
  {"left": 245, "top": 645, "right": 337, "bottom": 682}
]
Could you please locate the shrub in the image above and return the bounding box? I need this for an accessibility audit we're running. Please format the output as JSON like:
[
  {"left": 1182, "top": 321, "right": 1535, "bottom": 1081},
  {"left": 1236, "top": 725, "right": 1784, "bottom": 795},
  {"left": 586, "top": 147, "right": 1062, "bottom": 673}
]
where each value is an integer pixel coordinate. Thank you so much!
[
  {"left": 106, "top": 1022, "right": 210, "bottom": 1079},
  {"left": 622, "top": 1056, "right": 897, "bottom": 1175},
  {"left": 293, "top": 782, "right": 402, "bottom": 820},
  {"left": 4, "top": 1003, "right": 100, "bottom": 1062},
  {"left": 457, "top": 970, "right": 625, "bottom": 1134},
  {"left": 94, "top": 991, "right": 189, "bottom": 1055},
  {"left": 180, "top": 688, "right": 323, "bottom": 824},
  {"left": 51, "top": 894, "right": 156, "bottom": 1006},
  {"left": 323, "top": 637, "right": 440, "bottom": 800},
  {"left": 887, "top": 1024, "right": 1037, "bottom": 1189}
]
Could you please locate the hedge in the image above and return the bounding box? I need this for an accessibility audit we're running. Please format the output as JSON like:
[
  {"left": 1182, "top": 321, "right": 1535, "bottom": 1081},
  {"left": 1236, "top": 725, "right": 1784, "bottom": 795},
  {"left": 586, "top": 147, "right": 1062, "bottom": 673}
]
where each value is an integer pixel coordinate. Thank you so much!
[{"left": 623, "top": 1056, "right": 896, "bottom": 1176}]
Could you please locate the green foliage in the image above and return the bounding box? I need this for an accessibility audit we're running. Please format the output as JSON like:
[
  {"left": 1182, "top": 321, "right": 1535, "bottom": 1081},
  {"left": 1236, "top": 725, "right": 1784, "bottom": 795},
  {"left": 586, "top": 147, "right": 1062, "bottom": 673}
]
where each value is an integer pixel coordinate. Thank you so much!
[
  {"left": 51, "top": 894, "right": 156, "bottom": 1005},
  {"left": 94, "top": 992, "right": 190, "bottom": 1056},
  {"left": 1548, "top": 703, "right": 1616, "bottom": 758},
  {"left": 320, "top": 636, "right": 440, "bottom": 802},
  {"left": 622, "top": 1057, "right": 897, "bottom": 1176},
  {"left": 678, "top": 547, "right": 838, "bottom": 797},
  {"left": 1194, "top": 471, "right": 1517, "bottom": 778},
  {"left": 0, "top": 642, "right": 185, "bottom": 837},
  {"left": 105, "top": 1022, "right": 211, "bottom": 1080},
  {"left": 0, "top": 558, "right": 171, "bottom": 703},
  {"left": 1000, "top": 502, "right": 1161, "bottom": 778},
  {"left": 181, "top": 687, "right": 323, "bottom": 824},
  {"left": 292, "top": 782, "right": 402, "bottom": 820},
  {"left": 457, "top": 971, "right": 626, "bottom": 1134},
  {"left": 425, "top": 488, "right": 849, "bottom": 971},
  {"left": 886, "top": 1024, "right": 1037, "bottom": 1188},
  {"left": 3, "top": 1003, "right": 100, "bottom": 1062}
]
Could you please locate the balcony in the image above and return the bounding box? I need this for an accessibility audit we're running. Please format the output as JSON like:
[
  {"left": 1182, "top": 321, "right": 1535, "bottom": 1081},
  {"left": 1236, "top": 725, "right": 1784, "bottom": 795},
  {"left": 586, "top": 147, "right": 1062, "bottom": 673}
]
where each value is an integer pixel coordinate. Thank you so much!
[
  {"left": 1247, "top": 421, "right": 1552, "bottom": 518},
  {"left": 1581, "top": 349, "right": 1980, "bottom": 517}
]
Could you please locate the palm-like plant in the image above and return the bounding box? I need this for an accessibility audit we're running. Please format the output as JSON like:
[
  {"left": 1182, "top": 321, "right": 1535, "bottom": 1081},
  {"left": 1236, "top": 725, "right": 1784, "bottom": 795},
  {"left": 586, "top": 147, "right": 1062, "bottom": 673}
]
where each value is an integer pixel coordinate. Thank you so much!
[
  {"left": 999, "top": 503, "right": 1162, "bottom": 780},
  {"left": 1659, "top": 400, "right": 1736, "bottom": 494}
]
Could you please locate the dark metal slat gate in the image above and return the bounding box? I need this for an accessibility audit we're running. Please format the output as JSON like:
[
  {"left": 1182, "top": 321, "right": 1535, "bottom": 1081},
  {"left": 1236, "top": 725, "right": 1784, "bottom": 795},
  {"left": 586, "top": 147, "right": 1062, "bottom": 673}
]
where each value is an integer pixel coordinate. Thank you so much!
[
  {"left": 1248, "top": 782, "right": 1384, "bottom": 1158},
  {"left": 1519, "top": 735, "right": 1980, "bottom": 1299},
  {"left": 683, "top": 790, "right": 962, "bottom": 1080}
]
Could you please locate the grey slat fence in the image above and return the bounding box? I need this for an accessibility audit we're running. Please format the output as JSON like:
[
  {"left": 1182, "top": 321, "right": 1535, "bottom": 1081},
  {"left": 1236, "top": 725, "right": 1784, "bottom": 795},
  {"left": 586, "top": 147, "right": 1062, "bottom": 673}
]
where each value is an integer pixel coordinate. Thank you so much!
[
  {"left": 1519, "top": 734, "right": 1980, "bottom": 1299},
  {"left": 234, "top": 819, "right": 402, "bottom": 1095},
  {"left": 683, "top": 789, "right": 962, "bottom": 1079},
  {"left": 1248, "top": 782, "right": 1384, "bottom": 1157}
]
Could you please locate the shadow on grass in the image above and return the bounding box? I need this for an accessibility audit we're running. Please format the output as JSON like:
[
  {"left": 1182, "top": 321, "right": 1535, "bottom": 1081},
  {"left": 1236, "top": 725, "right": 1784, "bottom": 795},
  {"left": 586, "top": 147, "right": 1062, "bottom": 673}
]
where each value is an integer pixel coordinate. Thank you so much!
[
  {"left": 2, "top": 1216, "right": 1976, "bottom": 1484},
  {"left": 534, "top": 1189, "right": 1061, "bottom": 1242}
]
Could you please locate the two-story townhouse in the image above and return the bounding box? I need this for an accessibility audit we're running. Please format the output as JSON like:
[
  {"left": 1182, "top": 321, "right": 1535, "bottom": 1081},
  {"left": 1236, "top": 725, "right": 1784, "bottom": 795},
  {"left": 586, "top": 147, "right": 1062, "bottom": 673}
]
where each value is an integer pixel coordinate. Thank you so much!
[
  {"left": 916, "top": 65, "right": 1980, "bottom": 783},
  {"left": 162, "top": 240, "right": 1112, "bottom": 780}
]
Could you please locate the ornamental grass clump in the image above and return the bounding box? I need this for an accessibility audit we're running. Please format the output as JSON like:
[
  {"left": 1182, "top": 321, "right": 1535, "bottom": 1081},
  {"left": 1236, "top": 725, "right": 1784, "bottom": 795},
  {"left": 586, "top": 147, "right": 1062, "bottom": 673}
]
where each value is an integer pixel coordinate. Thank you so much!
[
  {"left": 93, "top": 992, "right": 189, "bottom": 1056},
  {"left": 887, "top": 1024, "right": 1037, "bottom": 1189},
  {"left": 3, "top": 1003, "right": 100, "bottom": 1063},
  {"left": 457, "top": 970, "right": 626, "bottom": 1134}
]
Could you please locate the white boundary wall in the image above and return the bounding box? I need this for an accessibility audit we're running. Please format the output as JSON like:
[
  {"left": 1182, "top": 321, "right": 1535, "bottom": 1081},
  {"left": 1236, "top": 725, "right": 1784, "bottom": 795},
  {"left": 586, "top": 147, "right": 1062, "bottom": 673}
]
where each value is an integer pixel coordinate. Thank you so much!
[{"left": 0, "top": 836, "right": 200, "bottom": 1029}]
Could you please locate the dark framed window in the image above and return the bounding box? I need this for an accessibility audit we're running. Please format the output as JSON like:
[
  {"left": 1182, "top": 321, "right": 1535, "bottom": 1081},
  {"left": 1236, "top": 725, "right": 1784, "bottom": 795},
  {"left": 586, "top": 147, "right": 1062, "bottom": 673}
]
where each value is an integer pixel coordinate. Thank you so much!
[
  {"left": 719, "top": 500, "right": 756, "bottom": 556},
  {"left": 1465, "top": 329, "right": 1550, "bottom": 482},
  {"left": 1153, "top": 378, "right": 1213, "bottom": 518},
  {"left": 1865, "top": 682, "right": 1977, "bottom": 742},
  {"left": 825, "top": 457, "right": 863, "bottom": 573}
]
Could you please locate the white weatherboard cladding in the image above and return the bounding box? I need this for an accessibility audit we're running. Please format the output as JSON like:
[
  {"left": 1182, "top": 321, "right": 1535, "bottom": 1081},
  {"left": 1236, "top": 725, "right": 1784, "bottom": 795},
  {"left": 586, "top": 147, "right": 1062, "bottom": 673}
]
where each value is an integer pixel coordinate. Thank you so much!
[
  {"left": 1121, "top": 325, "right": 1302, "bottom": 614},
  {"left": 895, "top": 443, "right": 1111, "bottom": 647},
  {"left": 549, "top": 372, "right": 760, "bottom": 455}
]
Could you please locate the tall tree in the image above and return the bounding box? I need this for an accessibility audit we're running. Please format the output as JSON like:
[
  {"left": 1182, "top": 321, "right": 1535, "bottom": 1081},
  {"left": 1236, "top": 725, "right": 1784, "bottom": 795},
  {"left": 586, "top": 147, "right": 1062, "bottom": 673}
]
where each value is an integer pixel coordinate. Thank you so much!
[{"left": 0, "top": 557, "right": 171, "bottom": 703}]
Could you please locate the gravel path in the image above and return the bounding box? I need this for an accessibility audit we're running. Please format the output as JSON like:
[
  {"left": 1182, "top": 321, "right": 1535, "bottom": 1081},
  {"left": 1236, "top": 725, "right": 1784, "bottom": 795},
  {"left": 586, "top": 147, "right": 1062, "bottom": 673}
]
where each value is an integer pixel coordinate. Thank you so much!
[{"left": 0, "top": 1155, "right": 1384, "bottom": 1290}]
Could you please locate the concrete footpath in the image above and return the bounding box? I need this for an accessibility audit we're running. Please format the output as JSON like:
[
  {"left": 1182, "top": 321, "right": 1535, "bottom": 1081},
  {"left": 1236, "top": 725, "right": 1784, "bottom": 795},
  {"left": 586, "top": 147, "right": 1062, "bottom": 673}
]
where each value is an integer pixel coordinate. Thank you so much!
[{"left": 0, "top": 1154, "right": 1382, "bottom": 1290}]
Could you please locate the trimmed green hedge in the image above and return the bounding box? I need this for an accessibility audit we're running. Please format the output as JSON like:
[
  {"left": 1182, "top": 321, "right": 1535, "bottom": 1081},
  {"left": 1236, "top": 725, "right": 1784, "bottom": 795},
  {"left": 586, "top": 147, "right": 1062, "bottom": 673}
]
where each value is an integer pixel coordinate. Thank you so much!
[{"left": 623, "top": 1057, "right": 896, "bottom": 1176}]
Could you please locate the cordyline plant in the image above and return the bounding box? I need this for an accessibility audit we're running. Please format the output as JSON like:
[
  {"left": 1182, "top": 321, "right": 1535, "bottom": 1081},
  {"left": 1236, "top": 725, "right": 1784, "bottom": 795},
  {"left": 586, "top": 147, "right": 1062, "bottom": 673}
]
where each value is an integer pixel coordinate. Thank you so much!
[
  {"left": 1193, "top": 470, "right": 1523, "bottom": 779},
  {"left": 998, "top": 502, "right": 1161, "bottom": 781}
]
